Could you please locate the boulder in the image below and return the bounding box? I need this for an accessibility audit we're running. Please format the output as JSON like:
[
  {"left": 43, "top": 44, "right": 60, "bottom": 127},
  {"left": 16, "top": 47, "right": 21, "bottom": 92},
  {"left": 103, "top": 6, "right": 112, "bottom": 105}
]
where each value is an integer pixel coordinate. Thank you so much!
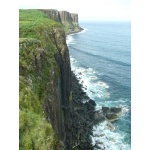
[
  {"left": 106, "top": 113, "right": 119, "bottom": 122},
  {"left": 94, "top": 111, "right": 105, "bottom": 124},
  {"left": 89, "top": 99, "right": 96, "bottom": 106},
  {"left": 102, "top": 106, "right": 122, "bottom": 116},
  {"left": 102, "top": 106, "right": 109, "bottom": 114},
  {"left": 84, "top": 100, "right": 96, "bottom": 111},
  {"left": 110, "top": 107, "right": 122, "bottom": 116}
]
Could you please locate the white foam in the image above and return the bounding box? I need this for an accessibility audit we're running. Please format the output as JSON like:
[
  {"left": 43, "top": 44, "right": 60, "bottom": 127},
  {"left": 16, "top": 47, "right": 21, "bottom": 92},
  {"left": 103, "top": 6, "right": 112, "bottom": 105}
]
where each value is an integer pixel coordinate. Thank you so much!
[
  {"left": 77, "top": 28, "right": 87, "bottom": 34},
  {"left": 71, "top": 63, "right": 130, "bottom": 150},
  {"left": 66, "top": 35, "right": 74, "bottom": 45},
  {"left": 92, "top": 121, "right": 130, "bottom": 150},
  {"left": 70, "top": 59, "right": 110, "bottom": 100},
  {"left": 97, "top": 81, "right": 109, "bottom": 89}
]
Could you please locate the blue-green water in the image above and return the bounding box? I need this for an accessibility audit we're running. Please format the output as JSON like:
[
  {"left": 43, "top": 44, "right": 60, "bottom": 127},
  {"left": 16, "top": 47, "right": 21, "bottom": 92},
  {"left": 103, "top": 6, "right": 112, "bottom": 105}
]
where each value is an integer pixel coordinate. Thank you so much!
[{"left": 67, "top": 21, "right": 131, "bottom": 150}]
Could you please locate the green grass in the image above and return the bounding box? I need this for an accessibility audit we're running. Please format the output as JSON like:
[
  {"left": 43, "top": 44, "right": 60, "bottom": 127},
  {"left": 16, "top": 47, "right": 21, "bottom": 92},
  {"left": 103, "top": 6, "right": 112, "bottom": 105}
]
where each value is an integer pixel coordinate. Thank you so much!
[
  {"left": 19, "top": 9, "right": 62, "bottom": 39},
  {"left": 19, "top": 110, "right": 57, "bottom": 150}
]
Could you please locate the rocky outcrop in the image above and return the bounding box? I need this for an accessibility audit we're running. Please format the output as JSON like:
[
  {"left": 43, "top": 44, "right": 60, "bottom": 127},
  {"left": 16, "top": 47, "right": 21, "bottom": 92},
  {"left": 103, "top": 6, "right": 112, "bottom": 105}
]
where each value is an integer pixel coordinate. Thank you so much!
[
  {"left": 59, "top": 11, "right": 73, "bottom": 22},
  {"left": 71, "top": 13, "right": 78, "bottom": 23},
  {"left": 94, "top": 106, "right": 122, "bottom": 123}
]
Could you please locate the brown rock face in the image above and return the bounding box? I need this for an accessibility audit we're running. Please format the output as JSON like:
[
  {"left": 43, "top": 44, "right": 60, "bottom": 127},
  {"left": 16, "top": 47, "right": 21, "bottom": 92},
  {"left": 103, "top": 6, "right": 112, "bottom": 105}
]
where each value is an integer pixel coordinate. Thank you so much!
[
  {"left": 59, "top": 11, "right": 73, "bottom": 22},
  {"left": 59, "top": 11, "right": 78, "bottom": 24},
  {"left": 71, "top": 13, "right": 78, "bottom": 23}
]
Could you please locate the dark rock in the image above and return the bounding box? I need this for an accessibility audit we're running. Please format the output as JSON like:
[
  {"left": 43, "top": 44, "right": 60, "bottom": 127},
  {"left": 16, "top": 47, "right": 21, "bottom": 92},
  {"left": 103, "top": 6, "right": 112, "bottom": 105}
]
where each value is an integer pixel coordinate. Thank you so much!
[
  {"left": 94, "top": 111, "right": 105, "bottom": 124},
  {"left": 71, "top": 72, "right": 96, "bottom": 149},
  {"left": 102, "top": 106, "right": 109, "bottom": 113},
  {"left": 89, "top": 99, "right": 96, "bottom": 106},
  {"left": 84, "top": 101, "right": 95, "bottom": 111},
  {"left": 106, "top": 113, "right": 119, "bottom": 122},
  {"left": 80, "top": 91, "right": 86, "bottom": 95},
  {"left": 110, "top": 107, "right": 122, "bottom": 115},
  {"left": 94, "top": 143, "right": 102, "bottom": 149},
  {"left": 96, "top": 141, "right": 103, "bottom": 145}
]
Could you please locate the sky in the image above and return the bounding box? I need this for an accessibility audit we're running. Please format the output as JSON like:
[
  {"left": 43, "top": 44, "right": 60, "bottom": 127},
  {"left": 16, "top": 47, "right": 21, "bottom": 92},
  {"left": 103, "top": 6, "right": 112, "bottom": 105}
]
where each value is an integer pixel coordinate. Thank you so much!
[{"left": 19, "top": 0, "right": 131, "bottom": 21}]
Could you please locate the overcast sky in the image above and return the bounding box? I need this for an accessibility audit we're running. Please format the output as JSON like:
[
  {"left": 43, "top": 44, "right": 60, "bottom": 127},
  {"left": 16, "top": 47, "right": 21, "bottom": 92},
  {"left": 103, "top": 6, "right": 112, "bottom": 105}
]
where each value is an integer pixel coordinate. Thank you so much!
[{"left": 19, "top": 0, "right": 131, "bottom": 21}]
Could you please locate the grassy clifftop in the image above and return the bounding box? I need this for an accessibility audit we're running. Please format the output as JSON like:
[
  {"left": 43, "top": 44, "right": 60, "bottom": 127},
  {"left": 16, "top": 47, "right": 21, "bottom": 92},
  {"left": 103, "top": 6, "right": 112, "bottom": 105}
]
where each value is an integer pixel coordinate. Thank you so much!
[
  {"left": 19, "top": 10, "right": 62, "bottom": 39},
  {"left": 19, "top": 10, "right": 63, "bottom": 150}
]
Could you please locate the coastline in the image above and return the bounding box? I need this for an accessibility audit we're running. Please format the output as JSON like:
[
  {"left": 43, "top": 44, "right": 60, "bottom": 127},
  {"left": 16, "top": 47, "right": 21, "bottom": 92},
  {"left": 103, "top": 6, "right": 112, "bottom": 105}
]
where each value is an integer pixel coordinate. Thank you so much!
[
  {"left": 66, "top": 29, "right": 96, "bottom": 149},
  {"left": 19, "top": 9, "right": 130, "bottom": 150},
  {"left": 67, "top": 29, "right": 124, "bottom": 150}
]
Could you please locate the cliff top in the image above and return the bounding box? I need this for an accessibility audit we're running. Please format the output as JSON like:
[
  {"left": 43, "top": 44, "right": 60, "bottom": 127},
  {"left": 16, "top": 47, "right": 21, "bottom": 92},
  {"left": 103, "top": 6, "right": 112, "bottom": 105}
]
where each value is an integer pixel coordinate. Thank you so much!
[{"left": 19, "top": 9, "right": 62, "bottom": 39}]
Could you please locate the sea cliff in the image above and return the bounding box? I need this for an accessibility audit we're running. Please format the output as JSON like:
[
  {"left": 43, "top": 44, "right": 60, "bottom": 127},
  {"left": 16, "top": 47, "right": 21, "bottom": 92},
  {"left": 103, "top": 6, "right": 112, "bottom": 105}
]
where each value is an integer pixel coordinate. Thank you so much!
[
  {"left": 39, "top": 9, "right": 83, "bottom": 34},
  {"left": 19, "top": 9, "right": 94, "bottom": 150}
]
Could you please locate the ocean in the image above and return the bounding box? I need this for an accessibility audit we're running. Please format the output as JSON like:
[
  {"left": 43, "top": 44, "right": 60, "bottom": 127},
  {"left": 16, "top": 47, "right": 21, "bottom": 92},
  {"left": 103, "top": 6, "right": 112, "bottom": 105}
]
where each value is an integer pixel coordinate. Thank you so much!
[{"left": 67, "top": 21, "right": 131, "bottom": 150}]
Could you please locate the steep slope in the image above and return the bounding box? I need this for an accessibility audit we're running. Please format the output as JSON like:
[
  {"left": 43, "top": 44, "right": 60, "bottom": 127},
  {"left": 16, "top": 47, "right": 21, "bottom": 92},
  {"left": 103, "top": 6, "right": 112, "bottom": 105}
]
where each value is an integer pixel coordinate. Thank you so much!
[
  {"left": 19, "top": 9, "right": 94, "bottom": 150},
  {"left": 19, "top": 9, "right": 71, "bottom": 149}
]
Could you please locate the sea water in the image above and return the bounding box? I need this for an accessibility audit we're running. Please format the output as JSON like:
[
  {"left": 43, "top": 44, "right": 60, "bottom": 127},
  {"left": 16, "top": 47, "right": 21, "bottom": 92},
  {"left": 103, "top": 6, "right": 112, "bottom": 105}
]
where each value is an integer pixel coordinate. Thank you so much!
[{"left": 67, "top": 21, "right": 131, "bottom": 150}]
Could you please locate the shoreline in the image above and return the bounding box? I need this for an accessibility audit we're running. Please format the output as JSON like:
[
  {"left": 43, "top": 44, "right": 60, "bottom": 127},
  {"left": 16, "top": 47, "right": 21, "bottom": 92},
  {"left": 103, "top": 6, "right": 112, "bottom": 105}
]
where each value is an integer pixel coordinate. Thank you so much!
[
  {"left": 67, "top": 30, "right": 124, "bottom": 150},
  {"left": 65, "top": 28, "right": 84, "bottom": 36},
  {"left": 71, "top": 71, "right": 96, "bottom": 149}
]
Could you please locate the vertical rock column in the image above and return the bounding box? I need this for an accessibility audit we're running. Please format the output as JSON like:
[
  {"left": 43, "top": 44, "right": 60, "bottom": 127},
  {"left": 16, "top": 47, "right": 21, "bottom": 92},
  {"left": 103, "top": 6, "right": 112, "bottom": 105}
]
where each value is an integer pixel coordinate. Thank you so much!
[
  {"left": 52, "top": 27, "right": 73, "bottom": 149},
  {"left": 59, "top": 11, "right": 73, "bottom": 22},
  {"left": 71, "top": 13, "right": 78, "bottom": 24}
]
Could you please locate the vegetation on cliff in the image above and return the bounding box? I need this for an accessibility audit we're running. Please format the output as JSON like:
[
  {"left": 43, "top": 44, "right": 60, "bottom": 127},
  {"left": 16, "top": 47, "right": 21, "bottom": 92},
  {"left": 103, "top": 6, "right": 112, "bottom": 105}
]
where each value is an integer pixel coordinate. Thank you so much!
[
  {"left": 19, "top": 10, "right": 62, "bottom": 149},
  {"left": 19, "top": 9, "right": 85, "bottom": 150}
]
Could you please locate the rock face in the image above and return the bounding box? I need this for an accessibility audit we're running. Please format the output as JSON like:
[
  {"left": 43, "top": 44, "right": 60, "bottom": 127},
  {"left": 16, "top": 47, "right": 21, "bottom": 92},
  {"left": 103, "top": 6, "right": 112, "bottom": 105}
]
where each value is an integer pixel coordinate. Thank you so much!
[
  {"left": 59, "top": 11, "right": 73, "bottom": 22},
  {"left": 40, "top": 9, "right": 61, "bottom": 23},
  {"left": 71, "top": 13, "right": 78, "bottom": 23},
  {"left": 44, "top": 27, "right": 72, "bottom": 147}
]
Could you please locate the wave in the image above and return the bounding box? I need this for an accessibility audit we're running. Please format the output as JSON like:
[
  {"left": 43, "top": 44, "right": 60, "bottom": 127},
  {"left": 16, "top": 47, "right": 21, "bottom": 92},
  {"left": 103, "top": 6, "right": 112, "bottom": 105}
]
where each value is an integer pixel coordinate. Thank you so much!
[
  {"left": 77, "top": 28, "right": 87, "bottom": 34},
  {"left": 71, "top": 61, "right": 130, "bottom": 150},
  {"left": 66, "top": 35, "right": 74, "bottom": 45},
  {"left": 70, "top": 55, "right": 131, "bottom": 150},
  {"left": 92, "top": 121, "right": 131, "bottom": 150}
]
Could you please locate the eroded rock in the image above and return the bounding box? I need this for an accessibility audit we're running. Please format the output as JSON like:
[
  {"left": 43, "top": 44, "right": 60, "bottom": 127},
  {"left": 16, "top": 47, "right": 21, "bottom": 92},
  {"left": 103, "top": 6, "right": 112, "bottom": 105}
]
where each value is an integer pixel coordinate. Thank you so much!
[{"left": 106, "top": 113, "right": 119, "bottom": 122}]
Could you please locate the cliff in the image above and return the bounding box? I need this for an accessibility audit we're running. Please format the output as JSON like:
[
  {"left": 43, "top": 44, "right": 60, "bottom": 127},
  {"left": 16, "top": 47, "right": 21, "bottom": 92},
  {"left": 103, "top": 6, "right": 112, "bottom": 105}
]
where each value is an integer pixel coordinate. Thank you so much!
[
  {"left": 40, "top": 9, "right": 83, "bottom": 34},
  {"left": 39, "top": 9, "right": 62, "bottom": 23},
  {"left": 71, "top": 13, "right": 78, "bottom": 24},
  {"left": 19, "top": 9, "right": 94, "bottom": 150}
]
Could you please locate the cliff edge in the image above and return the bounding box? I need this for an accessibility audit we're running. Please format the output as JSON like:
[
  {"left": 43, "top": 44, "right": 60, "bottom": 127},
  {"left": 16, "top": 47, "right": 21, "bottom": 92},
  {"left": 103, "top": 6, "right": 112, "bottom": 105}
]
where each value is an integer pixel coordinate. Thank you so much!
[{"left": 19, "top": 9, "right": 94, "bottom": 150}]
